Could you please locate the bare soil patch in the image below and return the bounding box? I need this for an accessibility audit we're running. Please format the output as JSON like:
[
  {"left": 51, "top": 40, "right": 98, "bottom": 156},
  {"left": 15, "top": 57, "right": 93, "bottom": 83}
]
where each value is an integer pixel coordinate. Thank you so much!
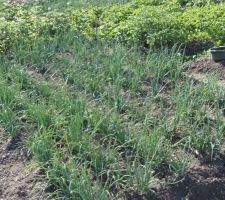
[
  {"left": 125, "top": 151, "right": 225, "bottom": 200},
  {"left": 0, "top": 130, "right": 49, "bottom": 200},
  {"left": 154, "top": 152, "right": 225, "bottom": 200},
  {"left": 185, "top": 57, "right": 225, "bottom": 80}
]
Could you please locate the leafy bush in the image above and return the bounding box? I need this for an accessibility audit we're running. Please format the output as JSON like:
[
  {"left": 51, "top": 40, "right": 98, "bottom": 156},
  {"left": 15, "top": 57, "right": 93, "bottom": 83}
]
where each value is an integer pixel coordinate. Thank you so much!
[
  {"left": 177, "top": 0, "right": 224, "bottom": 6},
  {"left": 95, "top": 3, "right": 183, "bottom": 46},
  {"left": 71, "top": 2, "right": 225, "bottom": 53},
  {"left": 0, "top": 1, "right": 224, "bottom": 54},
  {"left": 0, "top": 3, "right": 71, "bottom": 51}
]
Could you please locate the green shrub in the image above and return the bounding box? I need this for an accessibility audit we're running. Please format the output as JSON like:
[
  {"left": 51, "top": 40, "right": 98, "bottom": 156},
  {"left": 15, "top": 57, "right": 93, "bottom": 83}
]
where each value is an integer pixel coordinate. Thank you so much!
[
  {"left": 0, "top": 1, "right": 224, "bottom": 54},
  {"left": 177, "top": 0, "right": 223, "bottom": 6},
  {"left": 97, "top": 4, "right": 183, "bottom": 46},
  {"left": 71, "top": 2, "right": 225, "bottom": 53}
]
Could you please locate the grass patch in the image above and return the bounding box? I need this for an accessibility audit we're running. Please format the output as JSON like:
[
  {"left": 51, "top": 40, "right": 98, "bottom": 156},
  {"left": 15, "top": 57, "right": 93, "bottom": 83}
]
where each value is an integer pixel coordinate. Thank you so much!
[{"left": 0, "top": 31, "right": 225, "bottom": 199}]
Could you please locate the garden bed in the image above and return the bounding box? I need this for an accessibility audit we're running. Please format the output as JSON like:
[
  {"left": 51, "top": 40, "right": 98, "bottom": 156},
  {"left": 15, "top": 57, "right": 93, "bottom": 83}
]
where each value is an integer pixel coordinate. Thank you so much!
[{"left": 1, "top": 1, "right": 225, "bottom": 199}]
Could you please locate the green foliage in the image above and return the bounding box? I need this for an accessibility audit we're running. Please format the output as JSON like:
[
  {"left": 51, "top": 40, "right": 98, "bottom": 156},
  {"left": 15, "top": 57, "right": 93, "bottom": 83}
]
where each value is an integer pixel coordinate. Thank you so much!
[
  {"left": 72, "top": 2, "right": 225, "bottom": 51},
  {"left": 0, "top": 1, "right": 224, "bottom": 53},
  {"left": 1, "top": 1, "right": 225, "bottom": 199},
  {"left": 177, "top": 0, "right": 223, "bottom": 6}
]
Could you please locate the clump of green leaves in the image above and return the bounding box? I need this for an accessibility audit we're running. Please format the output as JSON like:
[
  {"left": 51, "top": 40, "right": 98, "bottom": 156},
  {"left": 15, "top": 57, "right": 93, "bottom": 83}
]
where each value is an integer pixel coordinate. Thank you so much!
[{"left": 0, "top": 1, "right": 224, "bottom": 53}]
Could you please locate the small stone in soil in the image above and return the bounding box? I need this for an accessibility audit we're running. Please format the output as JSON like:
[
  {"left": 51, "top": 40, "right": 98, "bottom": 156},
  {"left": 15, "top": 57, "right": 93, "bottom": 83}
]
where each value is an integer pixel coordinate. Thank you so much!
[{"left": 17, "top": 187, "right": 27, "bottom": 197}]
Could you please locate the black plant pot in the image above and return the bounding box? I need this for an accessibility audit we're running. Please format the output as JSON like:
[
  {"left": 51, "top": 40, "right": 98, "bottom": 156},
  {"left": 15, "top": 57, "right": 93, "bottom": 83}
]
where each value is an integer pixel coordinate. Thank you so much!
[{"left": 210, "top": 46, "right": 225, "bottom": 62}]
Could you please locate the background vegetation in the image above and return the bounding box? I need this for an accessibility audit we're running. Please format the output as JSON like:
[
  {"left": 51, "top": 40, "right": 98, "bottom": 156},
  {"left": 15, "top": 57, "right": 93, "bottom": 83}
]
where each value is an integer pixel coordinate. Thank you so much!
[{"left": 0, "top": 0, "right": 224, "bottom": 53}]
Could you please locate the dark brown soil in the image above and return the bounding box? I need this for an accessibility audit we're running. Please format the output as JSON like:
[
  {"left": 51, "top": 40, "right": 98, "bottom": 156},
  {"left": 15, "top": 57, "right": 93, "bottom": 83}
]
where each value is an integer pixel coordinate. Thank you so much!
[
  {"left": 154, "top": 153, "right": 225, "bottom": 200},
  {"left": 124, "top": 151, "right": 225, "bottom": 200},
  {"left": 0, "top": 129, "right": 50, "bottom": 200},
  {"left": 185, "top": 57, "right": 225, "bottom": 80}
]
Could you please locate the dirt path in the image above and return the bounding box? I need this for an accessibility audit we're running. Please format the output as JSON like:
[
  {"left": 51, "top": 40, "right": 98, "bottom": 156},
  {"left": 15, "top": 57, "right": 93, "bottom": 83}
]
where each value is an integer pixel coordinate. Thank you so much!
[{"left": 0, "top": 129, "right": 49, "bottom": 200}]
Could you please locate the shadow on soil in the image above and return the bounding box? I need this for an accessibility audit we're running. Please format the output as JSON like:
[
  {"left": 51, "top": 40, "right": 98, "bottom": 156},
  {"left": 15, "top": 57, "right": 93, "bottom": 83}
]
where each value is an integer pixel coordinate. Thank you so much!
[
  {"left": 125, "top": 153, "right": 225, "bottom": 200},
  {"left": 154, "top": 153, "right": 225, "bottom": 200}
]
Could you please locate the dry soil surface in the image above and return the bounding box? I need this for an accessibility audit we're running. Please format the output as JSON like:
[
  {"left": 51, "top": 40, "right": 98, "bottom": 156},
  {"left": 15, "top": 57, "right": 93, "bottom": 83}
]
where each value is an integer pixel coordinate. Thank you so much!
[
  {"left": 185, "top": 57, "right": 225, "bottom": 81},
  {"left": 155, "top": 153, "right": 225, "bottom": 200},
  {"left": 0, "top": 129, "right": 49, "bottom": 200}
]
